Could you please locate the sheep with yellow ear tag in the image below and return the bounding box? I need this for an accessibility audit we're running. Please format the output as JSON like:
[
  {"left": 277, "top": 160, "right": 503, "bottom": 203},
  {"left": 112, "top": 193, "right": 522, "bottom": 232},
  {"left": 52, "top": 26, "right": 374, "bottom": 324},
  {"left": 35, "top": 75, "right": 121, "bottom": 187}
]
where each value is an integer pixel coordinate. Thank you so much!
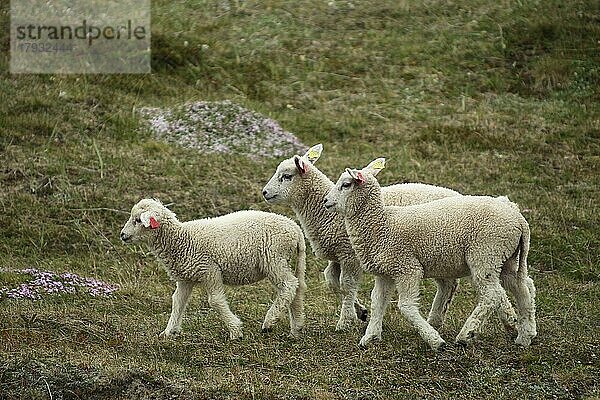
[
  {"left": 262, "top": 145, "right": 461, "bottom": 332},
  {"left": 324, "top": 160, "right": 536, "bottom": 350}
]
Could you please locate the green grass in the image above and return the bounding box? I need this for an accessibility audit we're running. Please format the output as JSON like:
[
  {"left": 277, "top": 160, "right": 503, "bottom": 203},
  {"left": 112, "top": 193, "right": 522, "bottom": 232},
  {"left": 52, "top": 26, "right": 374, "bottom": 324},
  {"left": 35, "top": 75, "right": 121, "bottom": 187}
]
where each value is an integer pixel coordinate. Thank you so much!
[{"left": 1, "top": 0, "right": 599, "bottom": 398}]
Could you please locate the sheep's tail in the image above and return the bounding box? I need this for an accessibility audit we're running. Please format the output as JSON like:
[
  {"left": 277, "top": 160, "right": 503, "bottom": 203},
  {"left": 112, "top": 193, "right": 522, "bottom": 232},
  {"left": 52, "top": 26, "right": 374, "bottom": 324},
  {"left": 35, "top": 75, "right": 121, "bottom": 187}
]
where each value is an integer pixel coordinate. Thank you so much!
[
  {"left": 518, "top": 218, "right": 536, "bottom": 299},
  {"left": 499, "top": 195, "right": 531, "bottom": 280},
  {"left": 501, "top": 194, "right": 531, "bottom": 279},
  {"left": 516, "top": 219, "right": 529, "bottom": 276},
  {"left": 497, "top": 195, "right": 521, "bottom": 213},
  {"left": 499, "top": 195, "right": 529, "bottom": 278},
  {"left": 518, "top": 220, "right": 530, "bottom": 274}
]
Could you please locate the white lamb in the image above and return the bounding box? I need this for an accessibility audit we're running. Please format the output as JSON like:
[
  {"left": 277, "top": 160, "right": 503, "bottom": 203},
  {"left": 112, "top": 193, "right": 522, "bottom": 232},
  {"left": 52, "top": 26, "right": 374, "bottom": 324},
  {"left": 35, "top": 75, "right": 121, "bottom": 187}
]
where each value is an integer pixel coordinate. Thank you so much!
[
  {"left": 324, "top": 159, "right": 536, "bottom": 350},
  {"left": 262, "top": 144, "right": 461, "bottom": 331},
  {"left": 120, "top": 198, "right": 307, "bottom": 339}
]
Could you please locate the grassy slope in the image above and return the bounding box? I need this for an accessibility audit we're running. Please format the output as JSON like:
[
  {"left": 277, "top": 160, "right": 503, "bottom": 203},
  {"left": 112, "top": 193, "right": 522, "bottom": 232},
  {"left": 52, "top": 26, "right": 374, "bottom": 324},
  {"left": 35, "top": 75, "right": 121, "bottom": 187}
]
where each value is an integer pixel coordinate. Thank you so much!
[{"left": 1, "top": 0, "right": 599, "bottom": 398}]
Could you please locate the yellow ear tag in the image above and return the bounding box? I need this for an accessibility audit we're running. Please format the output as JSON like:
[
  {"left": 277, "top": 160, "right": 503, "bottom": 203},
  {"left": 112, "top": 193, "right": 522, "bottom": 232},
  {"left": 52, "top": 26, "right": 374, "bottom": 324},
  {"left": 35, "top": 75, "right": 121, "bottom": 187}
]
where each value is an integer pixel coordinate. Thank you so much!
[
  {"left": 369, "top": 158, "right": 385, "bottom": 171},
  {"left": 306, "top": 144, "right": 323, "bottom": 163}
]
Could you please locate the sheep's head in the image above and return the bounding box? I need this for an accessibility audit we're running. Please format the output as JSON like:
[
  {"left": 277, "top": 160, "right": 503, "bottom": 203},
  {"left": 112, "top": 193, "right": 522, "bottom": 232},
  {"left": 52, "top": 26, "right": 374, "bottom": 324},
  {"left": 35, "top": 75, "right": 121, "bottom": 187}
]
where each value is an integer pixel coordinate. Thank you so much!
[
  {"left": 262, "top": 143, "right": 323, "bottom": 204},
  {"left": 120, "top": 198, "right": 173, "bottom": 243},
  {"left": 324, "top": 158, "right": 385, "bottom": 215}
]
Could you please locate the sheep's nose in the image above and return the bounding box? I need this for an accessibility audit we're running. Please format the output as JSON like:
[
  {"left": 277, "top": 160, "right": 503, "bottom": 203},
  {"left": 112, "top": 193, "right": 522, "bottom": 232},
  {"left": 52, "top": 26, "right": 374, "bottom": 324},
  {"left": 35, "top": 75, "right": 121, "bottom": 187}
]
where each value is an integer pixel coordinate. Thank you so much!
[
  {"left": 262, "top": 190, "right": 268, "bottom": 197},
  {"left": 323, "top": 198, "right": 328, "bottom": 204},
  {"left": 120, "top": 232, "right": 127, "bottom": 240}
]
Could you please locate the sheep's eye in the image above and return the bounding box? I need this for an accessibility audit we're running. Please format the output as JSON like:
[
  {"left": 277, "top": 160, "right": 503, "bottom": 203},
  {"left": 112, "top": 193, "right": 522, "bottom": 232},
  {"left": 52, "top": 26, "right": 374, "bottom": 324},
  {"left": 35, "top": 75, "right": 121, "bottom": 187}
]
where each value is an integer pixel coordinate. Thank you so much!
[
  {"left": 341, "top": 181, "right": 352, "bottom": 189},
  {"left": 281, "top": 174, "right": 293, "bottom": 181}
]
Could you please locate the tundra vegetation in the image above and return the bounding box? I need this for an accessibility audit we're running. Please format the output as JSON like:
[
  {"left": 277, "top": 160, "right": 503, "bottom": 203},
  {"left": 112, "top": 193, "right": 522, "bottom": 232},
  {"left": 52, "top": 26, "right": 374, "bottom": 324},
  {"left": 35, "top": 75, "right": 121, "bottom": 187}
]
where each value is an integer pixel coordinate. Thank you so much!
[{"left": 0, "top": 0, "right": 599, "bottom": 398}]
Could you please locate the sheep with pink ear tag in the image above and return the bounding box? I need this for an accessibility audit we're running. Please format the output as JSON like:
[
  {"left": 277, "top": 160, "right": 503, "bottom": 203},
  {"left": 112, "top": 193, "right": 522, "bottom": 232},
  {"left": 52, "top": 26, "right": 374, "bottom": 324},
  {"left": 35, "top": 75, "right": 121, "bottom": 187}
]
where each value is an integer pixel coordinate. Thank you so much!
[
  {"left": 139, "top": 211, "right": 160, "bottom": 229},
  {"left": 120, "top": 198, "right": 307, "bottom": 340},
  {"left": 263, "top": 144, "right": 463, "bottom": 332}
]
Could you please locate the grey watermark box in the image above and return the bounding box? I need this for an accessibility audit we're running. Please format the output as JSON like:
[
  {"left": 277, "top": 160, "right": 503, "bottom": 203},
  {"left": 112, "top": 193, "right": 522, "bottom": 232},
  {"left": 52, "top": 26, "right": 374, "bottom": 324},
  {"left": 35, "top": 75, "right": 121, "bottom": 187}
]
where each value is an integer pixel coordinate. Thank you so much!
[{"left": 10, "top": 0, "right": 151, "bottom": 74}]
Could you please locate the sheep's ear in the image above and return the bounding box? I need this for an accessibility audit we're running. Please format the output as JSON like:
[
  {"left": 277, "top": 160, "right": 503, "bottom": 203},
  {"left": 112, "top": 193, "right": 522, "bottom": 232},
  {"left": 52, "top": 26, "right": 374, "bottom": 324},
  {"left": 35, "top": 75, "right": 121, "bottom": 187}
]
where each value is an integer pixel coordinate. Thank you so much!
[
  {"left": 346, "top": 168, "right": 366, "bottom": 185},
  {"left": 140, "top": 211, "right": 160, "bottom": 229},
  {"left": 303, "top": 143, "right": 323, "bottom": 164},
  {"left": 364, "top": 157, "right": 386, "bottom": 176},
  {"left": 294, "top": 155, "right": 309, "bottom": 175}
]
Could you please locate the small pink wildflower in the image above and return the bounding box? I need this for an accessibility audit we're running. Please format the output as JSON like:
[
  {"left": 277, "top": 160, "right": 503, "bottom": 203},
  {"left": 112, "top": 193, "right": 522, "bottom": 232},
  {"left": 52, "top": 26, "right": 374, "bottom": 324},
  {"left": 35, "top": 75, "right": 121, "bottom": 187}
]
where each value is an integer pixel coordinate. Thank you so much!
[{"left": 0, "top": 269, "right": 119, "bottom": 301}]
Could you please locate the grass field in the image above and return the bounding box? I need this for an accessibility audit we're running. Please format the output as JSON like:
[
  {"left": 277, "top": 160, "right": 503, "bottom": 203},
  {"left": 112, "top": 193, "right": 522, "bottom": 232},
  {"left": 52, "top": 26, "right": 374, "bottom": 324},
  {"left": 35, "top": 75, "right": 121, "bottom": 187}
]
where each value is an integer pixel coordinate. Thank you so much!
[{"left": 1, "top": 0, "right": 599, "bottom": 398}]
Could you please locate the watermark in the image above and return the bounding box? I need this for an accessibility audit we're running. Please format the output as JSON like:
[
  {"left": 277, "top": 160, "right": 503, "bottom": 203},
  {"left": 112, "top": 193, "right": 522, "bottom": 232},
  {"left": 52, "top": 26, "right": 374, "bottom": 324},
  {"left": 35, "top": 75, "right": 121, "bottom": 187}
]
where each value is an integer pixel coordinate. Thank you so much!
[{"left": 10, "top": 0, "right": 151, "bottom": 74}]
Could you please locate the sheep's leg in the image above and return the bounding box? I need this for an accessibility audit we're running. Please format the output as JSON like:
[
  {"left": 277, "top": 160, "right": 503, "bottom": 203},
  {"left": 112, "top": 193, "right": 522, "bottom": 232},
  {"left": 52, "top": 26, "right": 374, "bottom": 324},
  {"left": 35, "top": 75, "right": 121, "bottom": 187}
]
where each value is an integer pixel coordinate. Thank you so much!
[
  {"left": 347, "top": 264, "right": 368, "bottom": 322},
  {"left": 288, "top": 295, "right": 305, "bottom": 337},
  {"left": 427, "top": 278, "right": 459, "bottom": 329},
  {"left": 324, "top": 261, "right": 341, "bottom": 293},
  {"left": 263, "top": 268, "right": 299, "bottom": 334},
  {"left": 289, "top": 275, "right": 306, "bottom": 337},
  {"left": 160, "top": 280, "right": 194, "bottom": 338},
  {"left": 359, "top": 275, "right": 395, "bottom": 346},
  {"left": 522, "top": 276, "right": 537, "bottom": 344},
  {"left": 325, "top": 261, "right": 367, "bottom": 323},
  {"left": 336, "top": 262, "right": 362, "bottom": 331},
  {"left": 501, "top": 273, "right": 537, "bottom": 346},
  {"left": 203, "top": 270, "right": 243, "bottom": 339},
  {"left": 395, "top": 271, "right": 446, "bottom": 351},
  {"left": 466, "top": 275, "right": 517, "bottom": 338},
  {"left": 456, "top": 267, "right": 506, "bottom": 345},
  {"left": 493, "top": 288, "right": 519, "bottom": 337},
  {"left": 208, "top": 290, "right": 243, "bottom": 340}
]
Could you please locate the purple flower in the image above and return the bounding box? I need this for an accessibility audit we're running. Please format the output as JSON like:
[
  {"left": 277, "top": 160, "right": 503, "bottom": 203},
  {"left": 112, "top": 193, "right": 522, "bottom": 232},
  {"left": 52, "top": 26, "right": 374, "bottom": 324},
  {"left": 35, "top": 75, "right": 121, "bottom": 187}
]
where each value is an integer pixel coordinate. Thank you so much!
[{"left": 0, "top": 269, "right": 119, "bottom": 301}]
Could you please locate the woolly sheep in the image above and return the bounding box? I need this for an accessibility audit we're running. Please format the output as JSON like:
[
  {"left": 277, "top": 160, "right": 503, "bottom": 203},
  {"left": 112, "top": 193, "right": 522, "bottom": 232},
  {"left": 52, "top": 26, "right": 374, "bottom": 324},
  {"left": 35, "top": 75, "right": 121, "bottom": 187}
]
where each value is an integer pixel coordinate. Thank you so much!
[
  {"left": 324, "top": 159, "right": 536, "bottom": 350},
  {"left": 262, "top": 144, "right": 461, "bottom": 331},
  {"left": 120, "top": 199, "right": 307, "bottom": 339}
]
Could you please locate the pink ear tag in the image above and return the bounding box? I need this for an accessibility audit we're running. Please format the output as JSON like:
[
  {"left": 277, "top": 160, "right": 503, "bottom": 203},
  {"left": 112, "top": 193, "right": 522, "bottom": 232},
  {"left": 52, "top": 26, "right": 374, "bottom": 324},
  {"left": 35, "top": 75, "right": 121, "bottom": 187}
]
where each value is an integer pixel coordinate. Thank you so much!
[
  {"left": 302, "top": 162, "right": 309, "bottom": 174},
  {"left": 149, "top": 217, "right": 160, "bottom": 229},
  {"left": 295, "top": 156, "right": 309, "bottom": 176},
  {"left": 356, "top": 171, "right": 366, "bottom": 185}
]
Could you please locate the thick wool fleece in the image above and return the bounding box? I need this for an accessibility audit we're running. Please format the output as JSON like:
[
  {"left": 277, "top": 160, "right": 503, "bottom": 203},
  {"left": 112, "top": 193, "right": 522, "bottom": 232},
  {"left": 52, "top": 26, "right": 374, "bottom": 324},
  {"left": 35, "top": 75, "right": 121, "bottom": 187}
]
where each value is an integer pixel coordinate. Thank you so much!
[
  {"left": 152, "top": 210, "right": 304, "bottom": 285},
  {"left": 341, "top": 174, "right": 536, "bottom": 349},
  {"left": 289, "top": 165, "right": 461, "bottom": 263},
  {"left": 124, "top": 199, "right": 306, "bottom": 339},
  {"left": 278, "top": 162, "right": 461, "bottom": 330}
]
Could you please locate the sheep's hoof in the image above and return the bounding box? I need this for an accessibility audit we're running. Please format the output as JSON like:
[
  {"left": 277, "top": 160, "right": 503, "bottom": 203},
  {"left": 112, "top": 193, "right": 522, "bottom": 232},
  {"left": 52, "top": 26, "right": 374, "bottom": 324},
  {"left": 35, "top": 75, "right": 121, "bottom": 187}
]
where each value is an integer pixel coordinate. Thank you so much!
[
  {"left": 515, "top": 335, "right": 532, "bottom": 347},
  {"left": 288, "top": 330, "right": 301, "bottom": 339},
  {"left": 506, "top": 326, "right": 519, "bottom": 340},
  {"left": 335, "top": 321, "right": 355, "bottom": 332},
  {"left": 433, "top": 340, "right": 447, "bottom": 352},
  {"left": 261, "top": 327, "right": 273, "bottom": 334},
  {"left": 455, "top": 330, "right": 477, "bottom": 346},
  {"left": 159, "top": 329, "right": 180, "bottom": 339},
  {"left": 358, "top": 309, "right": 368, "bottom": 322},
  {"left": 354, "top": 302, "right": 368, "bottom": 321},
  {"left": 455, "top": 336, "right": 476, "bottom": 346},
  {"left": 358, "top": 334, "right": 380, "bottom": 347},
  {"left": 229, "top": 332, "right": 243, "bottom": 340},
  {"left": 501, "top": 319, "right": 518, "bottom": 338}
]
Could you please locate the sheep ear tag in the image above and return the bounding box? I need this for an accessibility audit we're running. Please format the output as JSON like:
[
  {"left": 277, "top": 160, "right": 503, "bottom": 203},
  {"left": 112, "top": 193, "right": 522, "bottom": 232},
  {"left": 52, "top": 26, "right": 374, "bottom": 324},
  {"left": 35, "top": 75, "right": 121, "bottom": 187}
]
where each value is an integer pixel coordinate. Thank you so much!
[
  {"left": 294, "top": 156, "right": 308, "bottom": 175},
  {"left": 305, "top": 144, "right": 323, "bottom": 164},
  {"left": 356, "top": 171, "right": 366, "bottom": 185},
  {"left": 367, "top": 158, "right": 385, "bottom": 171},
  {"left": 346, "top": 168, "right": 366, "bottom": 185},
  {"left": 149, "top": 217, "right": 160, "bottom": 229},
  {"left": 365, "top": 157, "right": 386, "bottom": 176}
]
